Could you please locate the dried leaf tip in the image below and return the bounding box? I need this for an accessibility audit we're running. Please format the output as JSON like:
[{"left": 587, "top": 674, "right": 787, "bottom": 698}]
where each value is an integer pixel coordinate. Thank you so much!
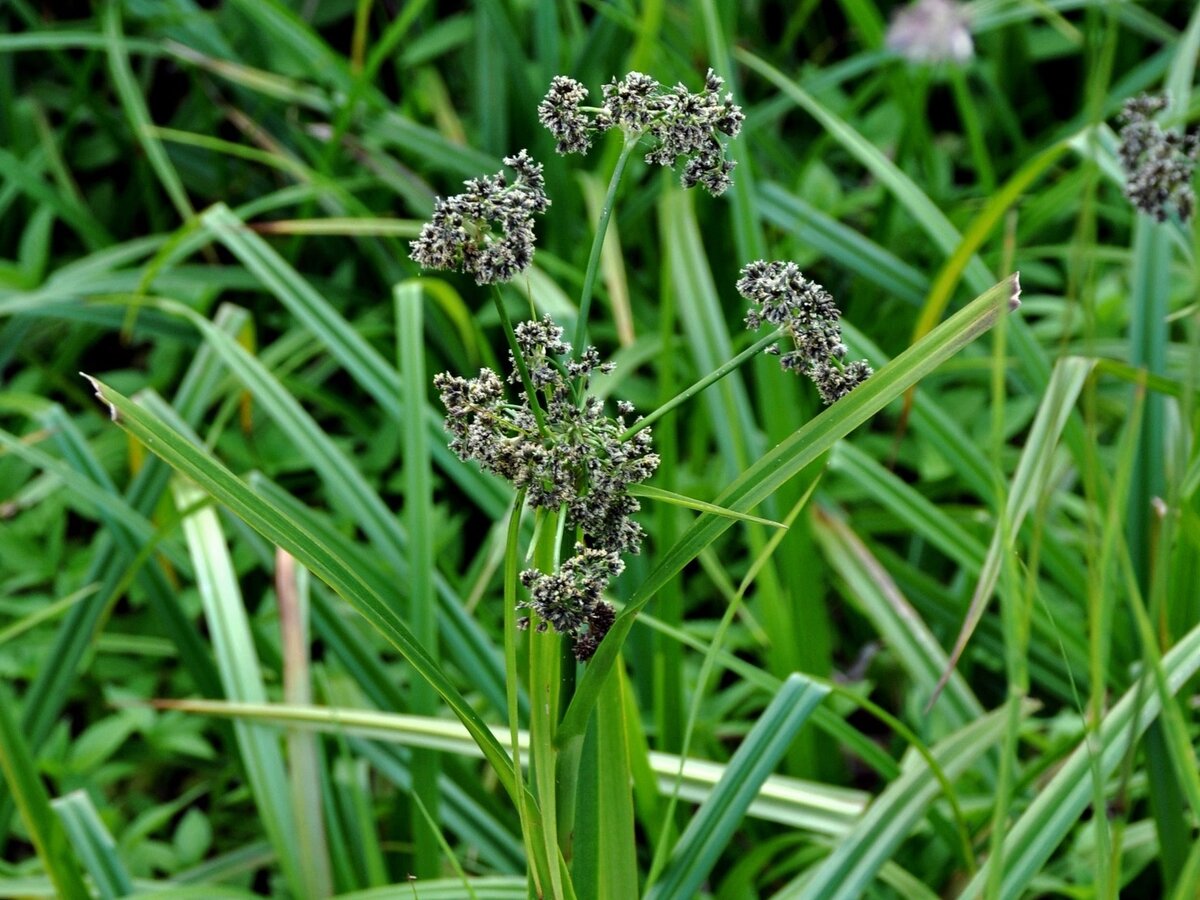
[
  {"left": 1009, "top": 272, "right": 1022, "bottom": 311},
  {"left": 81, "top": 372, "right": 119, "bottom": 422}
]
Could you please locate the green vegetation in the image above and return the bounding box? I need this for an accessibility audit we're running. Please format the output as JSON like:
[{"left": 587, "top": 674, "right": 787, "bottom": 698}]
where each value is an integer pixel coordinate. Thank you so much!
[{"left": 1, "top": 1, "right": 1199, "bottom": 897}]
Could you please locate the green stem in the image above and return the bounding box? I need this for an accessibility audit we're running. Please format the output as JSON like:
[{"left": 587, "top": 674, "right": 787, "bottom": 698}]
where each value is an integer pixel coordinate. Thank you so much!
[
  {"left": 573, "top": 136, "right": 638, "bottom": 358},
  {"left": 502, "top": 491, "right": 555, "bottom": 893},
  {"left": 492, "top": 286, "right": 549, "bottom": 435},
  {"left": 529, "top": 508, "right": 567, "bottom": 896},
  {"left": 621, "top": 328, "right": 783, "bottom": 440}
]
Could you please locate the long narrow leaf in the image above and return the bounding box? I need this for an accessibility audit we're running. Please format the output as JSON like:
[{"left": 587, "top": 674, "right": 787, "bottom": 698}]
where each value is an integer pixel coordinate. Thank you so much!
[
  {"left": 0, "top": 684, "right": 89, "bottom": 899},
  {"left": 81, "top": 376, "right": 521, "bottom": 805},
  {"left": 51, "top": 791, "right": 134, "bottom": 900},
  {"left": 647, "top": 674, "right": 830, "bottom": 899},
  {"left": 812, "top": 507, "right": 983, "bottom": 730},
  {"left": 629, "top": 483, "right": 785, "bottom": 528},
  {"left": 787, "top": 706, "right": 1018, "bottom": 900},
  {"left": 933, "top": 356, "right": 1093, "bottom": 701},
  {"left": 150, "top": 698, "right": 868, "bottom": 834},
  {"left": 174, "top": 483, "right": 304, "bottom": 896},
  {"left": 959, "top": 618, "right": 1200, "bottom": 899},
  {"left": 558, "top": 275, "right": 1021, "bottom": 744}
]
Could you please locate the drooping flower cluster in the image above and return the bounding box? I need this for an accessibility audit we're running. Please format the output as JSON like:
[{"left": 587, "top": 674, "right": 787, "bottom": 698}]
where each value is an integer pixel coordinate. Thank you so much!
[
  {"left": 410, "top": 150, "right": 550, "bottom": 284},
  {"left": 739, "top": 261, "right": 872, "bottom": 405},
  {"left": 885, "top": 0, "right": 974, "bottom": 65},
  {"left": 434, "top": 316, "right": 658, "bottom": 658},
  {"left": 1117, "top": 94, "right": 1200, "bottom": 222},
  {"left": 520, "top": 545, "right": 620, "bottom": 662},
  {"left": 537, "top": 69, "right": 744, "bottom": 195}
]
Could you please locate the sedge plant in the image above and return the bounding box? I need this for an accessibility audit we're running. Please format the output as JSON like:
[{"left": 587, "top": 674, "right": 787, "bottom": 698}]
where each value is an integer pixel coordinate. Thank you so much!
[
  {"left": 6, "top": 24, "right": 1021, "bottom": 895},
  {"left": 73, "top": 64, "right": 1021, "bottom": 897},
  {"left": 399, "top": 68, "right": 1007, "bottom": 896}
]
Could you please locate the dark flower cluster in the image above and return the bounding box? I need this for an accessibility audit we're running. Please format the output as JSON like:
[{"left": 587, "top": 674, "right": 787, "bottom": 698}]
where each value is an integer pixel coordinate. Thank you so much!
[
  {"left": 1117, "top": 94, "right": 1199, "bottom": 222},
  {"left": 410, "top": 150, "right": 550, "bottom": 284},
  {"left": 519, "top": 545, "right": 621, "bottom": 660},
  {"left": 537, "top": 76, "right": 593, "bottom": 155},
  {"left": 434, "top": 316, "right": 658, "bottom": 658},
  {"left": 738, "top": 260, "right": 872, "bottom": 405},
  {"left": 537, "top": 69, "right": 744, "bottom": 195}
]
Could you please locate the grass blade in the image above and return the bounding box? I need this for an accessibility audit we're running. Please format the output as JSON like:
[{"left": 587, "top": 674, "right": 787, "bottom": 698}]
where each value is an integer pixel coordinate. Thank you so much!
[
  {"left": 51, "top": 791, "right": 134, "bottom": 900},
  {"left": 574, "top": 667, "right": 639, "bottom": 899},
  {"left": 0, "top": 684, "right": 89, "bottom": 899},
  {"left": 739, "top": 50, "right": 988, "bottom": 285},
  {"left": 932, "top": 356, "right": 1092, "bottom": 702},
  {"left": 396, "top": 280, "right": 441, "bottom": 877},
  {"left": 82, "top": 376, "right": 521, "bottom": 805},
  {"left": 173, "top": 482, "right": 304, "bottom": 895},
  {"left": 628, "top": 483, "right": 785, "bottom": 528},
  {"left": 143, "top": 297, "right": 511, "bottom": 718},
  {"left": 812, "top": 507, "right": 983, "bottom": 730},
  {"left": 756, "top": 183, "right": 927, "bottom": 306},
  {"left": 647, "top": 674, "right": 830, "bottom": 899},
  {"left": 275, "top": 551, "right": 333, "bottom": 897},
  {"left": 103, "top": 4, "right": 194, "bottom": 222},
  {"left": 959, "top": 618, "right": 1200, "bottom": 899},
  {"left": 149, "top": 699, "right": 869, "bottom": 834},
  {"left": 787, "top": 705, "right": 1017, "bottom": 900}
]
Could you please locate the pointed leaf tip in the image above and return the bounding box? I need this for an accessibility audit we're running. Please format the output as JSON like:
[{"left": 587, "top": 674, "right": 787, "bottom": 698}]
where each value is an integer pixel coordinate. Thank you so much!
[{"left": 80, "top": 373, "right": 118, "bottom": 422}]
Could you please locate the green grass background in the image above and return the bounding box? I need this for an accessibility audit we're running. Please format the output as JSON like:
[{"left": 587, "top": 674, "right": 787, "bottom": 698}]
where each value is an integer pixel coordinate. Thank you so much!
[{"left": 1, "top": 0, "right": 1199, "bottom": 896}]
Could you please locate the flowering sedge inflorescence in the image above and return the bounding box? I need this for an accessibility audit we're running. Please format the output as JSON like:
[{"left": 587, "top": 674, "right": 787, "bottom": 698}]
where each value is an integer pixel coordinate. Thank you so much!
[
  {"left": 433, "top": 318, "right": 658, "bottom": 659},
  {"left": 413, "top": 69, "right": 867, "bottom": 659},
  {"left": 409, "top": 150, "right": 550, "bottom": 284},
  {"left": 1117, "top": 94, "right": 1200, "bottom": 223},
  {"left": 412, "top": 69, "right": 743, "bottom": 659},
  {"left": 739, "top": 261, "right": 872, "bottom": 404},
  {"left": 538, "top": 69, "right": 745, "bottom": 195}
]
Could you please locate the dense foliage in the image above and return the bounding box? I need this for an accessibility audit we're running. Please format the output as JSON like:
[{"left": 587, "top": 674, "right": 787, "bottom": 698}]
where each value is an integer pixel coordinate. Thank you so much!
[{"left": 1, "top": 1, "right": 1199, "bottom": 897}]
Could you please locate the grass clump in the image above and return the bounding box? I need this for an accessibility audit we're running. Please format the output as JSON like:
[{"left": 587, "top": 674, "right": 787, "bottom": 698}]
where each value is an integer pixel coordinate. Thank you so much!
[{"left": 0, "top": 2, "right": 1198, "bottom": 898}]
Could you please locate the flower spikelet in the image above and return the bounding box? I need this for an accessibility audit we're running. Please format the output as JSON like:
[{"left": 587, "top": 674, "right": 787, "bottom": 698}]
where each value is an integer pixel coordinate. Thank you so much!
[
  {"left": 739, "top": 260, "right": 872, "bottom": 404},
  {"left": 1117, "top": 94, "right": 1200, "bottom": 222},
  {"left": 410, "top": 150, "right": 550, "bottom": 284},
  {"left": 520, "top": 545, "right": 623, "bottom": 660},
  {"left": 536, "top": 68, "right": 744, "bottom": 195},
  {"left": 538, "top": 76, "right": 592, "bottom": 155}
]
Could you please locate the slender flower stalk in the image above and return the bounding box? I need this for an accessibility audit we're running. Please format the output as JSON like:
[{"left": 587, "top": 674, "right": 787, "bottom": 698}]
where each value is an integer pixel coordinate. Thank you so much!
[
  {"left": 573, "top": 136, "right": 639, "bottom": 357},
  {"left": 621, "top": 328, "right": 784, "bottom": 440},
  {"left": 491, "top": 286, "right": 549, "bottom": 435}
]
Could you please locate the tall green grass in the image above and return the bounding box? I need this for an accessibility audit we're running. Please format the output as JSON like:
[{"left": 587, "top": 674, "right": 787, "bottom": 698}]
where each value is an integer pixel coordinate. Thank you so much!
[{"left": 1, "top": 1, "right": 1198, "bottom": 897}]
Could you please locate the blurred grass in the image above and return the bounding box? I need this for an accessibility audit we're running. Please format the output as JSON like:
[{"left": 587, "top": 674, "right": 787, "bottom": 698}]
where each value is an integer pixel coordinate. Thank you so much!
[{"left": 1, "top": 0, "right": 1198, "bottom": 896}]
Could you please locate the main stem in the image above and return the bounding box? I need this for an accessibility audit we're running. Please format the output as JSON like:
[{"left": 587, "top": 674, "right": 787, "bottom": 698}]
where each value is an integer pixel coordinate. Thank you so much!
[
  {"left": 572, "top": 137, "right": 638, "bottom": 358},
  {"left": 529, "top": 508, "right": 567, "bottom": 895}
]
